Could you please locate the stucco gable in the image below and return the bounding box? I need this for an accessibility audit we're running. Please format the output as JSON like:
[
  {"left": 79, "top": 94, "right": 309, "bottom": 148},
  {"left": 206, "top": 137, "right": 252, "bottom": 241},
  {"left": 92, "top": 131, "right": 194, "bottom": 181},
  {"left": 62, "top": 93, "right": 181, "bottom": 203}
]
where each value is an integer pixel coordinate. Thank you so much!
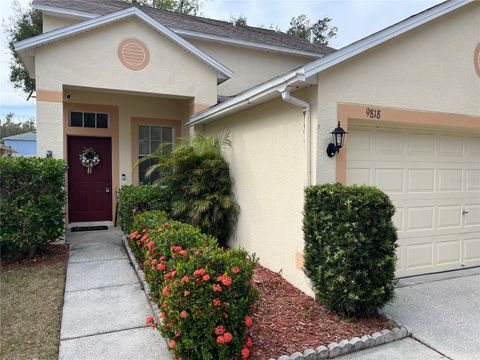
[
  {"left": 15, "top": 7, "right": 232, "bottom": 84},
  {"left": 33, "top": 16, "right": 219, "bottom": 105}
]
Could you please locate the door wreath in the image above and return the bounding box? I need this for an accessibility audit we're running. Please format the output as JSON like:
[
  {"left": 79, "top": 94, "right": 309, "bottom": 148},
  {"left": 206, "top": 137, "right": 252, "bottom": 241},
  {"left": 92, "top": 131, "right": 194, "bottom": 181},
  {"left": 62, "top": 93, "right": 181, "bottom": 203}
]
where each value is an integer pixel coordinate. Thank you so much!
[{"left": 79, "top": 147, "right": 100, "bottom": 174}]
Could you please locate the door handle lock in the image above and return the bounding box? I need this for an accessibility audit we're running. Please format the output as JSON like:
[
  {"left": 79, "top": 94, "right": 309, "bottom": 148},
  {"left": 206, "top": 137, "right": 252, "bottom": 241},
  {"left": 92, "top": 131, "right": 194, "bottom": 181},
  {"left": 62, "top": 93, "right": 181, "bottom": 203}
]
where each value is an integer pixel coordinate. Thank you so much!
[
  {"left": 105, "top": 185, "right": 111, "bottom": 193},
  {"left": 462, "top": 209, "right": 469, "bottom": 215}
]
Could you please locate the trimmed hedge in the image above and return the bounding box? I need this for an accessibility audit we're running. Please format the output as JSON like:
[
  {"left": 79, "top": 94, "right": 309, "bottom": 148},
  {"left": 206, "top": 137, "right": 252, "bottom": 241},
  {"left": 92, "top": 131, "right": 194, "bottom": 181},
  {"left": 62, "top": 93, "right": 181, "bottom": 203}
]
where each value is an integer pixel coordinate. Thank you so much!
[
  {"left": 129, "top": 210, "right": 258, "bottom": 359},
  {"left": 303, "top": 183, "right": 398, "bottom": 318},
  {"left": 118, "top": 185, "right": 171, "bottom": 232},
  {"left": 0, "top": 157, "right": 68, "bottom": 259}
]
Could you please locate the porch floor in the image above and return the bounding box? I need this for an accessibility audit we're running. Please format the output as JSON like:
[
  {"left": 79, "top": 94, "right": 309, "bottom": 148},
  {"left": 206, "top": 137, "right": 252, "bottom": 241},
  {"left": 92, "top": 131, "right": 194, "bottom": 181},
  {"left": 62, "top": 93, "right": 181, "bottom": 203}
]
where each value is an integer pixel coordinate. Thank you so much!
[{"left": 59, "top": 227, "right": 172, "bottom": 359}]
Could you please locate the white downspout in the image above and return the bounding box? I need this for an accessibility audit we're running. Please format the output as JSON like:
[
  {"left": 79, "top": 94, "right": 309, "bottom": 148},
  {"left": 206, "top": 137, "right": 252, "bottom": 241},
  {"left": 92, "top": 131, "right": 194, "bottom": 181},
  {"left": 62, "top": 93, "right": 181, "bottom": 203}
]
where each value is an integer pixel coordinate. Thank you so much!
[{"left": 281, "top": 89, "right": 312, "bottom": 186}]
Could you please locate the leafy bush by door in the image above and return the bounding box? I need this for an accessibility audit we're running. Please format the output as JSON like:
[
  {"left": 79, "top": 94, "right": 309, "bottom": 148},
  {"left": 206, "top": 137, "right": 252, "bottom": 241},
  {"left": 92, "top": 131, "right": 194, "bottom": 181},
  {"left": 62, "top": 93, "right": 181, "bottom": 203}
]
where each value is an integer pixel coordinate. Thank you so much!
[
  {"left": 303, "top": 183, "right": 397, "bottom": 317},
  {"left": 117, "top": 185, "right": 171, "bottom": 232},
  {"left": 135, "top": 132, "right": 239, "bottom": 246},
  {"left": 0, "top": 157, "right": 68, "bottom": 259}
]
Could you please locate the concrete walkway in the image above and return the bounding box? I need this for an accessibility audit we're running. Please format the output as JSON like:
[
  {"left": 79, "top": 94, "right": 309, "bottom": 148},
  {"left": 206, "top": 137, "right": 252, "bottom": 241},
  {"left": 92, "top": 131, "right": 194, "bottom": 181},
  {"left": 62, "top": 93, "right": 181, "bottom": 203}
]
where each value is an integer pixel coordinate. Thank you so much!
[{"left": 59, "top": 227, "right": 172, "bottom": 360}]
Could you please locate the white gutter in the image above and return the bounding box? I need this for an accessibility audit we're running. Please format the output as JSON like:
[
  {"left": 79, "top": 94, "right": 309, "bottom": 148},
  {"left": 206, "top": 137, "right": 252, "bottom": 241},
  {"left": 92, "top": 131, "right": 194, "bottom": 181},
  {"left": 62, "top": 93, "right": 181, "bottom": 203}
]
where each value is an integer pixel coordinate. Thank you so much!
[
  {"left": 280, "top": 90, "right": 312, "bottom": 186},
  {"left": 188, "top": 69, "right": 305, "bottom": 126}
]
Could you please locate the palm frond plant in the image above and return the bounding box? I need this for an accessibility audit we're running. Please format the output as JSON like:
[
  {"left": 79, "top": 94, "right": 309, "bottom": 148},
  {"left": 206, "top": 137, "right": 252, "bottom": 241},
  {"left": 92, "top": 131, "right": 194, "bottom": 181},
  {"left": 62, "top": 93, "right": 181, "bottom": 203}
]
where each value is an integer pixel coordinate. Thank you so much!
[{"left": 134, "top": 131, "right": 239, "bottom": 246}]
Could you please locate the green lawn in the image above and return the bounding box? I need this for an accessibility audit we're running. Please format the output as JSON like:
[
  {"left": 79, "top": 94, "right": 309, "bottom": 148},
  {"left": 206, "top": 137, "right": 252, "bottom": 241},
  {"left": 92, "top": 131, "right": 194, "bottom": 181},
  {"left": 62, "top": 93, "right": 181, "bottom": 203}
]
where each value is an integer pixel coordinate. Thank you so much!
[{"left": 1, "top": 246, "right": 68, "bottom": 360}]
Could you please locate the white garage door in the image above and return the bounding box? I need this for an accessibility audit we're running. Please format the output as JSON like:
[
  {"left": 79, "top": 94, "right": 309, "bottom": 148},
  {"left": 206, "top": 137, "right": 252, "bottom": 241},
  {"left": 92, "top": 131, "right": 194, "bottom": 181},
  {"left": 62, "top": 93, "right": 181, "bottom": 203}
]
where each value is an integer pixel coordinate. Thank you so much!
[{"left": 346, "top": 123, "right": 480, "bottom": 277}]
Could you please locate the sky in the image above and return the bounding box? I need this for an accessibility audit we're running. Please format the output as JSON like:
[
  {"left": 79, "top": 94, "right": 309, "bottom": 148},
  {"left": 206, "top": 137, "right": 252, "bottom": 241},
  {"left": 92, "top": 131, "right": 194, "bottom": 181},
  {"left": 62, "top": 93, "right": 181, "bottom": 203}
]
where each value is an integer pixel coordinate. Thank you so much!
[{"left": 0, "top": 0, "right": 442, "bottom": 122}]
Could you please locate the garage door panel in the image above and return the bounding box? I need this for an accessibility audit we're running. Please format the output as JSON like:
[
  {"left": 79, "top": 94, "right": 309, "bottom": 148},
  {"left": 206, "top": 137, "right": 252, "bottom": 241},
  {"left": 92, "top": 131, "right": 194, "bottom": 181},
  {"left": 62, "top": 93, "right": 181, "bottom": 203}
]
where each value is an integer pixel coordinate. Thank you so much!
[
  {"left": 408, "top": 169, "right": 435, "bottom": 193},
  {"left": 464, "top": 204, "right": 480, "bottom": 227},
  {"left": 405, "top": 243, "right": 433, "bottom": 270},
  {"left": 464, "top": 137, "right": 480, "bottom": 157},
  {"left": 347, "top": 125, "right": 480, "bottom": 277},
  {"left": 463, "top": 235, "right": 480, "bottom": 264},
  {"left": 407, "top": 206, "right": 434, "bottom": 231},
  {"left": 375, "top": 130, "right": 406, "bottom": 154},
  {"left": 466, "top": 169, "right": 480, "bottom": 191},
  {"left": 408, "top": 133, "right": 435, "bottom": 155},
  {"left": 437, "top": 205, "right": 462, "bottom": 229},
  {"left": 375, "top": 168, "right": 404, "bottom": 193},
  {"left": 437, "top": 240, "right": 461, "bottom": 266},
  {"left": 438, "top": 169, "right": 463, "bottom": 192}
]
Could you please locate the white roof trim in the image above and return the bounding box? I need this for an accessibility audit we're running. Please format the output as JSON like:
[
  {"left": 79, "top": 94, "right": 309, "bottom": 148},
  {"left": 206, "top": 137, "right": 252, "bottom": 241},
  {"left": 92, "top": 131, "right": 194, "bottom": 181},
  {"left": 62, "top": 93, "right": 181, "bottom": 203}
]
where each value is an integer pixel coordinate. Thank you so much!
[
  {"left": 304, "top": 0, "right": 472, "bottom": 77},
  {"left": 172, "top": 28, "right": 324, "bottom": 58},
  {"left": 33, "top": 4, "right": 98, "bottom": 20},
  {"left": 16, "top": 7, "right": 233, "bottom": 82},
  {"left": 32, "top": 3, "right": 326, "bottom": 58},
  {"left": 188, "top": 69, "right": 304, "bottom": 126},
  {"left": 189, "top": 0, "right": 473, "bottom": 126}
]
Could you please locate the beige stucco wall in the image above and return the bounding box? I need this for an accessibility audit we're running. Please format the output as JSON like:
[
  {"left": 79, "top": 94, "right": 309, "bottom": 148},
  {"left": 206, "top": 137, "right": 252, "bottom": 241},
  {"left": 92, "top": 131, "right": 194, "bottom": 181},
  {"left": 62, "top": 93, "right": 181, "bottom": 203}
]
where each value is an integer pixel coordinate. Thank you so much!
[
  {"left": 34, "top": 17, "right": 218, "bottom": 105},
  {"left": 316, "top": 3, "right": 480, "bottom": 184},
  {"left": 190, "top": 39, "right": 313, "bottom": 96},
  {"left": 42, "top": 14, "right": 80, "bottom": 33},
  {"left": 199, "top": 86, "right": 318, "bottom": 295},
  {"left": 36, "top": 101, "right": 64, "bottom": 158}
]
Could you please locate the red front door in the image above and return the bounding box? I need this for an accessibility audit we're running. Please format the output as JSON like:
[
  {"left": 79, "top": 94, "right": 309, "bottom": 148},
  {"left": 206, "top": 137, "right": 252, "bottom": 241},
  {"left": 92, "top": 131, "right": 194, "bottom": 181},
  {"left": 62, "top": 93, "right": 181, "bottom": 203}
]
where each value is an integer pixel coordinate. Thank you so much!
[{"left": 68, "top": 136, "right": 112, "bottom": 222}]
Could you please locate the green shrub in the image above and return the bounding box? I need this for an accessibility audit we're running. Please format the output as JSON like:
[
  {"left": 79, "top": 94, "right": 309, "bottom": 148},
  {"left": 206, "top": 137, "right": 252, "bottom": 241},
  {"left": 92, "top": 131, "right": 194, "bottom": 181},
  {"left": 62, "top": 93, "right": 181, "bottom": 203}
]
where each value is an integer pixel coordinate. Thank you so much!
[
  {"left": 130, "top": 211, "right": 258, "bottom": 359},
  {"left": 158, "top": 247, "right": 258, "bottom": 360},
  {"left": 118, "top": 185, "right": 171, "bottom": 232},
  {"left": 303, "top": 183, "right": 397, "bottom": 318},
  {"left": 136, "top": 132, "right": 239, "bottom": 246},
  {"left": 0, "top": 157, "right": 68, "bottom": 259},
  {"left": 129, "top": 212, "right": 217, "bottom": 299}
]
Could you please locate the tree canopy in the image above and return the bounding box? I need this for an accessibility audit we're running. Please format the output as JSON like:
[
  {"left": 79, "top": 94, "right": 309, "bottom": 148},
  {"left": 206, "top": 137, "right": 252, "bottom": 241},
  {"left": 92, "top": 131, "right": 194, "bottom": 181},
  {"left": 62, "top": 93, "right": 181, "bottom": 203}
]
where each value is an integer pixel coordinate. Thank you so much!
[
  {"left": 127, "top": 0, "right": 203, "bottom": 15},
  {"left": 287, "top": 15, "right": 337, "bottom": 45},
  {"left": 4, "top": 1, "right": 42, "bottom": 97}
]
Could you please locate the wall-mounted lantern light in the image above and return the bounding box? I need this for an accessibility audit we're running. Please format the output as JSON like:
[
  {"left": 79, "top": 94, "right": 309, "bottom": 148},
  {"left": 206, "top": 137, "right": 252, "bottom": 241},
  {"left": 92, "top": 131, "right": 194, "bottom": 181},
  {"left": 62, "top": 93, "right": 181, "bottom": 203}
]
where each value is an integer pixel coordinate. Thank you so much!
[
  {"left": 46, "top": 150, "right": 53, "bottom": 158},
  {"left": 326, "top": 121, "right": 347, "bottom": 157}
]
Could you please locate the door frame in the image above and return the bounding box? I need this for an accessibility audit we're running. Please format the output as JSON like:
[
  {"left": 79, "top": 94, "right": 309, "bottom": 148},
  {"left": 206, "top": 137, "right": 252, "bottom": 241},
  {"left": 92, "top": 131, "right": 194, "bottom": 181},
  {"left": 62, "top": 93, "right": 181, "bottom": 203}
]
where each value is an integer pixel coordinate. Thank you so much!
[
  {"left": 67, "top": 135, "right": 113, "bottom": 222},
  {"left": 63, "top": 102, "right": 119, "bottom": 223}
]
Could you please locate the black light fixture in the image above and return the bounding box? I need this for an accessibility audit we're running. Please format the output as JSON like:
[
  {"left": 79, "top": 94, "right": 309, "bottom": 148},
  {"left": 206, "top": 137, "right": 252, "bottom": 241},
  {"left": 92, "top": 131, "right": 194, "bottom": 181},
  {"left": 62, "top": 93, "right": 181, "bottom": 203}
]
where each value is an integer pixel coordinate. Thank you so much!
[{"left": 326, "top": 121, "right": 347, "bottom": 157}]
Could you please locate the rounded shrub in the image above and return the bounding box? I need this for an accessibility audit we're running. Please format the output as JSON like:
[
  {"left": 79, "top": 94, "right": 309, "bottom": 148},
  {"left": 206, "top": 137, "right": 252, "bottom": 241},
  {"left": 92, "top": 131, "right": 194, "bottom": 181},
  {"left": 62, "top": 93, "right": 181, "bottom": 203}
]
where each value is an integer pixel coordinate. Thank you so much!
[
  {"left": 157, "top": 247, "right": 258, "bottom": 360},
  {"left": 303, "top": 183, "right": 398, "bottom": 318},
  {"left": 0, "top": 157, "right": 67, "bottom": 259},
  {"left": 129, "top": 214, "right": 217, "bottom": 299}
]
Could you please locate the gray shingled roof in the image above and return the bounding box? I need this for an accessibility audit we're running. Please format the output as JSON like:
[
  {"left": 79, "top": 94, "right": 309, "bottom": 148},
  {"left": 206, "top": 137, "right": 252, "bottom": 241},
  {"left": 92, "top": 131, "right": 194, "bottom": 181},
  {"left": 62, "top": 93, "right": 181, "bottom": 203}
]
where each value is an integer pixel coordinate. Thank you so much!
[
  {"left": 3, "top": 131, "right": 37, "bottom": 141},
  {"left": 33, "top": 0, "right": 335, "bottom": 55}
]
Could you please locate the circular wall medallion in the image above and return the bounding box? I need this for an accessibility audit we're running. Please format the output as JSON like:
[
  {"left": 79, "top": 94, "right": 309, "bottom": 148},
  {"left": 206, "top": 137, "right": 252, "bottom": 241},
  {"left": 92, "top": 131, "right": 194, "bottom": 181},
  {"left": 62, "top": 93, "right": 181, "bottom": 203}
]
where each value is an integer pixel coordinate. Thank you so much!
[
  {"left": 118, "top": 38, "right": 150, "bottom": 71},
  {"left": 475, "top": 42, "right": 480, "bottom": 78}
]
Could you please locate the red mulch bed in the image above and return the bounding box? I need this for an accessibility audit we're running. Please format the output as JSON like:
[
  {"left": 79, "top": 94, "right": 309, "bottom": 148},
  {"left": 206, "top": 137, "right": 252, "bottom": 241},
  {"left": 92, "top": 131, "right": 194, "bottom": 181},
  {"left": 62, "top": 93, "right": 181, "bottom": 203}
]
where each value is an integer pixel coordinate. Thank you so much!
[
  {"left": 249, "top": 265, "right": 392, "bottom": 360},
  {"left": 1, "top": 244, "right": 69, "bottom": 272}
]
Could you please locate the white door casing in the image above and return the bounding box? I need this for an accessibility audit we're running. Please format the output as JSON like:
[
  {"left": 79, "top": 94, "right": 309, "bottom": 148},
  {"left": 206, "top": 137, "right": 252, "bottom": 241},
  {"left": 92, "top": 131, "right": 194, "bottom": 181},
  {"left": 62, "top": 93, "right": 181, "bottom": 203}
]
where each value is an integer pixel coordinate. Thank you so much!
[{"left": 346, "top": 123, "right": 480, "bottom": 277}]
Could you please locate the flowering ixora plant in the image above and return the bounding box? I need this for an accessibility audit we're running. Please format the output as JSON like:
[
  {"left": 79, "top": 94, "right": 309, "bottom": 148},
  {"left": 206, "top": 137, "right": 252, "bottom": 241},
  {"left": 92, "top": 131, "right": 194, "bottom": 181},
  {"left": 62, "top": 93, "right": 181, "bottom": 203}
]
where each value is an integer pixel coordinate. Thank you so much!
[
  {"left": 79, "top": 147, "right": 100, "bottom": 174},
  {"left": 129, "top": 211, "right": 258, "bottom": 360}
]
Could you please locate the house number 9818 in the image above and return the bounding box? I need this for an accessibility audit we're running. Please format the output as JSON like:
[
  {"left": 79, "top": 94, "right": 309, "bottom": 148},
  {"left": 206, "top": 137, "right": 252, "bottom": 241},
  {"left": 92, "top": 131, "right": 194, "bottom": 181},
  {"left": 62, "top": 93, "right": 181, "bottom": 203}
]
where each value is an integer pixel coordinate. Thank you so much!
[{"left": 366, "top": 108, "right": 381, "bottom": 119}]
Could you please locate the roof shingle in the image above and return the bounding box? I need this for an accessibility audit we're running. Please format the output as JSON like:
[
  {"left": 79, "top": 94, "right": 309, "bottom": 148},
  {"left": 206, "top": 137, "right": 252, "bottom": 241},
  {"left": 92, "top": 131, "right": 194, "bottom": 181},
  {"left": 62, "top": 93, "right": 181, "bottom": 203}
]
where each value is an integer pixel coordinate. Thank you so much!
[{"left": 33, "top": 0, "right": 335, "bottom": 55}]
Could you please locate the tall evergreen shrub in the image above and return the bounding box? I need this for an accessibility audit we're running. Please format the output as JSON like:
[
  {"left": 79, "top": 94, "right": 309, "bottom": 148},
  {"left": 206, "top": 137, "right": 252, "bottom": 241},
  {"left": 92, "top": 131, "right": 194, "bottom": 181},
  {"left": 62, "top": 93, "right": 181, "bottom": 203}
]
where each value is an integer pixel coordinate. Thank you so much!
[{"left": 303, "top": 183, "right": 398, "bottom": 317}]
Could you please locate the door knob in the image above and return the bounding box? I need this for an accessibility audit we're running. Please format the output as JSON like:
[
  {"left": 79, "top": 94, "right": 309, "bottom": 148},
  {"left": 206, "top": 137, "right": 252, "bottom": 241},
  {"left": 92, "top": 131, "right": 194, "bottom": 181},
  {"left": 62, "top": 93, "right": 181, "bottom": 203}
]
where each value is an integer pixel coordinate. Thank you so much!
[
  {"left": 105, "top": 185, "right": 111, "bottom": 193},
  {"left": 462, "top": 209, "right": 469, "bottom": 215}
]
